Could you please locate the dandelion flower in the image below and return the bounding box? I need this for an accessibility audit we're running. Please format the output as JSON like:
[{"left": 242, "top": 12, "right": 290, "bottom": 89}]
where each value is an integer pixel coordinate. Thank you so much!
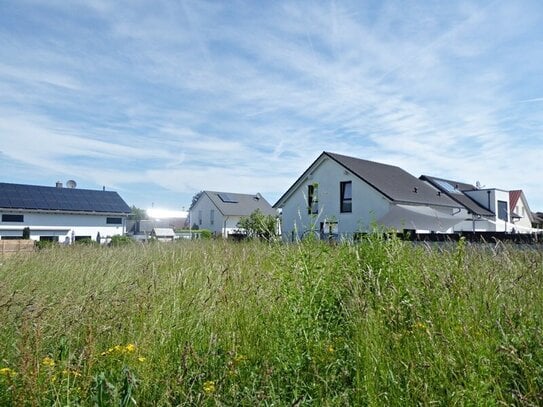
[
  {"left": 42, "top": 357, "right": 55, "bottom": 368},
  {"left": 203, "top": 380, "right": 216, "bottom": 394}
]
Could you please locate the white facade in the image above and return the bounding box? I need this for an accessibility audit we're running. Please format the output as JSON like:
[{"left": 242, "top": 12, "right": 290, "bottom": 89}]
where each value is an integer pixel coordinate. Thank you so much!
[
  {"left": 189, "top": 197, "right": 243, "bottom": 238},
  {"left": 0, "top": 211, "right": 126, "bottom": 243},
  {"left": 278, "top": 156, "right": 464, "bottom": 241},
  {"left": 452, "top": 189, "right": 513, "bottom": 232},
  {"left": 510, "top": 193, "right": 534, "bottom": 231}
]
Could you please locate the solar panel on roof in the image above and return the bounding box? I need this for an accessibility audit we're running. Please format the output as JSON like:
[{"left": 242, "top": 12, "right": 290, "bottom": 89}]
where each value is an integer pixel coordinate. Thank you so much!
[
  {"left": 0, "top": 183, "right": 130, "bottom": 213},
  {"left": 435, "top": 180, "right": 461, "bottom": 194},
  {"left": 218, "top": 193, "right": 238, "bottom": 203}
]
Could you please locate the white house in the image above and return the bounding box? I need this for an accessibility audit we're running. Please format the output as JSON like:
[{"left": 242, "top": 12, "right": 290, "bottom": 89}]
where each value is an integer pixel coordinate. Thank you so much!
[
  {"left": 421, "top": 176, "right": 540, "bottom": 233},
  {"left": 509, "top": 190, "right": 537, "bottom": 232},
  {"left": 189, "top": 191, "right": 277, "bottom": 238},
  {"left": 274, "top": 152, "right": 466, "bottom": 241},
  {"left": 0, "top": 181, "right": 131, "bottom": 243}
]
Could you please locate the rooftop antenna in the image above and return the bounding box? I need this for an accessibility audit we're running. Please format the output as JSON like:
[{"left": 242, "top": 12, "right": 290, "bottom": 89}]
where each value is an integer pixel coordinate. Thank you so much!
[{"left": 66, "top": 179, "right": 77, "bottom": 189}]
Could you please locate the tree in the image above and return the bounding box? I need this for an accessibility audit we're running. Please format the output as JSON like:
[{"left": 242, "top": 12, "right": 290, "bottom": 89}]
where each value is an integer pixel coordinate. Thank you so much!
[
  {"left": 128, "top": 206, "right": 147, "bottom": 221},
  {"left": 189, "top": 191, "right": 203, "bottom": 210},
  {"left": 237, "top": 209, "right": 278, "bottom": 240}
]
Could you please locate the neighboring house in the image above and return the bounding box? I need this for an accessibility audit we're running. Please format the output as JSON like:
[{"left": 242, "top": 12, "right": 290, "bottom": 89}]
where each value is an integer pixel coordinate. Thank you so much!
[
  {"left": 421, "top": 176, "right": 538, "bottom": 233},
  {"left": 189, "top": 191, "right": 277, "bottom": 237},
  {"left": 0, "top": 182, "right": 130, "bottom": 243},
  {"left": 532, "top": 212, "right": 543, "bottom": 229},
  {"left": 151, "top": 228, "right": 175, "bottom": 242},
  {"left": 508, "top": 190, "right": 535, "bottom": 232},
  {"left": 274, "top": 152, "right": 465, "bottom": 241}
]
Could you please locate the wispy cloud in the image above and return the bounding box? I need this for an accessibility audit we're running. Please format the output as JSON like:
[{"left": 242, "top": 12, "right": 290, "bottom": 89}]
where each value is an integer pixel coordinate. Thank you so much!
[{"left": 0, "top": 0, "right": 542, "bottom": 209}]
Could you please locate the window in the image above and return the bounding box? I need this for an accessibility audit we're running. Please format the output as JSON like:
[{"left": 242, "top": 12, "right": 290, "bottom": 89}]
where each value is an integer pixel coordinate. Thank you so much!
[
  {"left": 210, "top": 209, "right": 215, "bottom": 225},
  {"left": 340, "top": 181, "right": 352, "bottom": 213},
  {"left": 40, "top": 236, "right": 59, "bottom": 242},
  {"left": 2, "top": 214, "right": 24, "bottom": 222},
  {"left": 497, "top": 200, "right": 508, "bottom": 222},
  {"left": 106, "top": 217, "right": 122, "bottom": 224},
  {"left": 307, "top": 184, "right": 318, "bottom": 214},
  {"left": 198, "top": 210, "right": 202, "bottom": 226}
]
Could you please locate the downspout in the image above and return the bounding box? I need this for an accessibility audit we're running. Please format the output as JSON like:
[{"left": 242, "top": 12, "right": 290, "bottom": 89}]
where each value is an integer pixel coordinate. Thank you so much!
[{"left": 223, "top": 216, "right": 229, "bottom": 239}]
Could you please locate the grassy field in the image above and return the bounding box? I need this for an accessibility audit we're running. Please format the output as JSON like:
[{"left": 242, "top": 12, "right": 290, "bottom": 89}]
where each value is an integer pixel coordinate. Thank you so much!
[{"left": 0, "top": 236, "right": 542, "bottom": 406}]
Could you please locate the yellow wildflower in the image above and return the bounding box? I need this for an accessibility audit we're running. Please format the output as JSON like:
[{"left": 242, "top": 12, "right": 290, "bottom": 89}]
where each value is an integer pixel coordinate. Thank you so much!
[
  {"left": 125, "top": 344, "right": 136, "bottom": 353},
  {"left": 137, "top": 356, "right": 146, "bottom": 363},
  {"left": 113, "top": 345, "right": 123, "bottom": 353},
  {"left": 0, "top": 367, "right": 16, "bottom": 377},
  {"left": 62, "top": 369, "right": 82, "bottom": 377},
  {"left": 414, "top": 322, "right": 426, "bottom": 330},
  {"left": 233, "top": 354, "right": 247, "bottom": 364},
  {"left": 42, "top": 357, "right": 55, "bottom": 368},
  {"left": 203, "top": 380, "right": 216, "bottom": 394},
  {"left": 327, "top": 345, "right": 335, "bottom": 354}
]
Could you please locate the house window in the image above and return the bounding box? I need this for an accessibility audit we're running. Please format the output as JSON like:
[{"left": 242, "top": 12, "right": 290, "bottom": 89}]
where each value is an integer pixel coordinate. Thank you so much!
[
  {"left": 307, "top": 184, "right": 318, "bottom": 214},
  {"left": 497, "top": 200, "right": 508, "bottom": 222},
  {"left": 106, "top": 217, "right": 122, "bottom": 224},
  {"left": 198, "top": 210, "right": 202, "bottom": 226},
  {"left": 2, "top": 214, "right": 24, "bottom": 222},
  {"left": 340, "top": 181, "right": 352, "bottom": 213},
  {"left": 210, "top": 209, "right": 215, "bottom": 225},
  {"left": 40, "top": 236, "right": 59, "bottom": 242}
]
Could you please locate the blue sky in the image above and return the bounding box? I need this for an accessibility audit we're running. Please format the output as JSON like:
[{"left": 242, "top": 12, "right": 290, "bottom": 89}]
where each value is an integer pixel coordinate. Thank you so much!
[{"left": 1, "top": 0, "right": 542, "bottom": 212}]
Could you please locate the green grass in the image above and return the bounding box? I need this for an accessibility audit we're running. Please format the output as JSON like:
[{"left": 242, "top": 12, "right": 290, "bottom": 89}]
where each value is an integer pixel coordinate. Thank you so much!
[{"left": 0, "top": 236, "right": 542, "bottom": 405}]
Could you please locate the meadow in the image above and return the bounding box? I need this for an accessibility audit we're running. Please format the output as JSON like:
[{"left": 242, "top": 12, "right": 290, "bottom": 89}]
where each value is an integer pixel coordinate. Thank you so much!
[{"left": 0, "top": 236, "right": 542, "bottom": 406}]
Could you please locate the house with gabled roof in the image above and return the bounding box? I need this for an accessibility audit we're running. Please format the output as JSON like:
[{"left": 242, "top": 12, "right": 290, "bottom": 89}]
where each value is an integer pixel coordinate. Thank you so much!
[
  {"left": 274, "top": 152, "right": 466, "bottom": 241},
  {"left": 189, "top": 191, "right": 277, "bottom": 238},
  {"left": 0, "top": 181, "right": 131, "bottom": 243},
  {"left": 508, "top": 190, "right": 536, "bottom": 231},
  {"left": 421, "top": 176, "right": 539, "bottom": 233}
]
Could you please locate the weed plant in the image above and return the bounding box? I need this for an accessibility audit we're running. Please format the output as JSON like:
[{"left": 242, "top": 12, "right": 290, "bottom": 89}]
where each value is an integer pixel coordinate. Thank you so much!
[{"left": 0, "top": 236, "right": 542, "bottom": 405}]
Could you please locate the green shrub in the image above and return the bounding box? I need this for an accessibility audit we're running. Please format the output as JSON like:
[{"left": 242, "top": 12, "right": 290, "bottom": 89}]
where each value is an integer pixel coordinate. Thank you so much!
[
  {"left": 75, "top": 237, "right": 97, "bottom": 246},
  {"left": 199, "top": 229, "right": 212, "bottom": 239},
  {"left": 110, "top": 235, "right": 133, "bottom": 246},
  {"left": 34, "top": 240, "right": 55, "bottom": 250}
]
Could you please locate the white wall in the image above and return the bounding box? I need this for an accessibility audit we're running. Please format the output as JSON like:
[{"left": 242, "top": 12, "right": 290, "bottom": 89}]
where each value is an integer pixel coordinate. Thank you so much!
[
  {"left": 511, "top": 194, "right": 532, "bottom": 230},
  {"left": 0, "top": 211, "right": 126, "bottom": 243},
  {"left": 190, "top": 195, "right": 224, "bottom": 236},
  {"left": 280, "top": 156, "right": 391, "bottom": 241}
]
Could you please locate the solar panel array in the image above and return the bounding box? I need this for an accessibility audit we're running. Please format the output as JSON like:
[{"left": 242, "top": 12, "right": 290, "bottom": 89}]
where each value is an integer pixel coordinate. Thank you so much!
[
  {"left": 217, "top": 193, "right": 238, "bottom": 203},
  {"left": 0, "top": 183, "right": 131, "bottom": 213}
]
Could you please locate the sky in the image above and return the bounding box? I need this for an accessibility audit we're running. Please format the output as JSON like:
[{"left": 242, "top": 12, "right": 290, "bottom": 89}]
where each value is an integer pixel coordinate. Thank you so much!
[{"left": 1, "top": 0, "right": 542, "bottom": 212}]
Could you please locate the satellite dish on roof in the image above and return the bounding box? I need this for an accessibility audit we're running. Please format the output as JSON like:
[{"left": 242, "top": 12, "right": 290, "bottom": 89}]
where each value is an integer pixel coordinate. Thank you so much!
[{"left": 66, "top": 180, "right": 77, "bottom": 189}]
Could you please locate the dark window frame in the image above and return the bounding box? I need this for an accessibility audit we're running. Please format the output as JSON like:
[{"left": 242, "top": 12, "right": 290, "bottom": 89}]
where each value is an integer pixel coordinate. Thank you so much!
[
  {"left": 497, "top": 200, "right": 508, "bottom": 222},
  {"left": 340, "top": 181, "right": 352, "bottom": 213},
  {"left": 307, "top": 184, "right": 318, "bottom": 214},
  {"left": 2, "top": 214, "right": 24, "bottom": 222},
  {"left": 106, "top": 217, "right": 123, "bottom": 225}
]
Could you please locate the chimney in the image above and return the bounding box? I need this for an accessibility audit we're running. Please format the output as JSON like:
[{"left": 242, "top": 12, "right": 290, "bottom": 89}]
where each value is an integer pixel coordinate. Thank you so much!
[
  {"left": 102, "top": 186, "right": 106, "bottom": 191},
  {"left": 56, "top": 181, "right": 63, "bottom": 188}
]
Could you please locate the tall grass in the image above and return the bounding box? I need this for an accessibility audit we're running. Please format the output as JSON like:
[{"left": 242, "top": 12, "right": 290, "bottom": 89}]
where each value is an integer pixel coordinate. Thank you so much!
[{"left": 0, "top": 237, "right": 542, "bottom": 405}]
